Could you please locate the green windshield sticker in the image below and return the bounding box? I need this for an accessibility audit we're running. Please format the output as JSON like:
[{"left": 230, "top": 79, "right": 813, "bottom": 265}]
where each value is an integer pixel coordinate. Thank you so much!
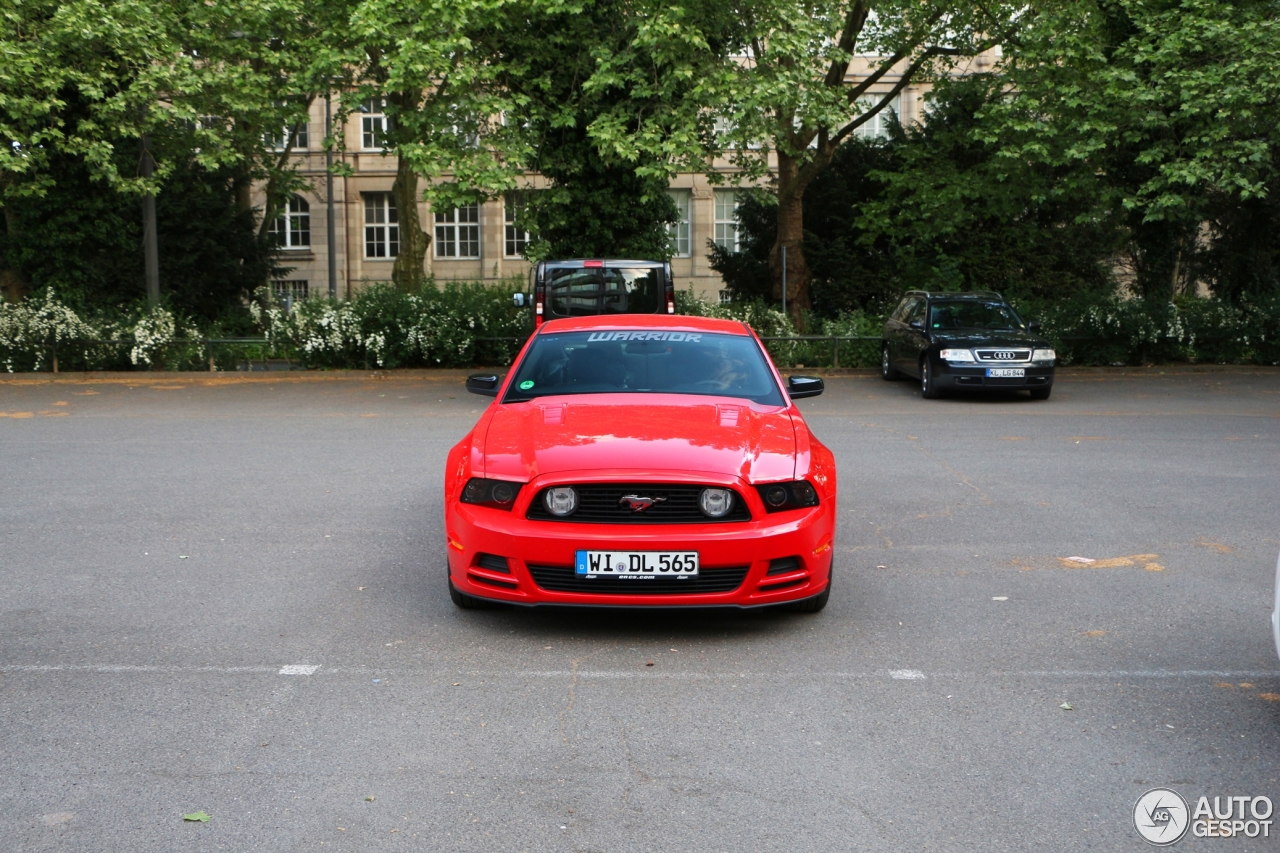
[{"left": 519, "top": 380, "right": 535, "bottom": 390}]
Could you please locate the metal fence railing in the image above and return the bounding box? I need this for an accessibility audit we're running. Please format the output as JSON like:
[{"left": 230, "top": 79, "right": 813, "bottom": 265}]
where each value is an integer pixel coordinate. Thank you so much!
[{"left": 24, "top": 334, "right": 889, "bottom": 373}]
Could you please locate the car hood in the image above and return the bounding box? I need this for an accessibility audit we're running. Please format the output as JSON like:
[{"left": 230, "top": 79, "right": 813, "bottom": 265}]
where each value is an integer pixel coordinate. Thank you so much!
[
  {"left": 929, "top": 330, "right": 1048, "bottom": 348},
  {"left": 480, "top": 395, "right": 797, "bottom": 484}
]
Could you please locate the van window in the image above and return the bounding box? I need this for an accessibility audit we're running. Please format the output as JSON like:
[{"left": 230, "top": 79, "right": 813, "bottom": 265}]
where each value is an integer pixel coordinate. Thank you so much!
[{"left": 546, "top": 267, "right": 662, "bottom": 318}]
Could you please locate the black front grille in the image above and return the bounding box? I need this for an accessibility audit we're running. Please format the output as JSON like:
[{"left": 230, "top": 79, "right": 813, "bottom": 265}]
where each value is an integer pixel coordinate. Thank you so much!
[
  {"left": 526, "top": 484, "right": 751, "bottom": 524},
  {"left": 767, "top": 556, "right": 801, "bottom": 576},
  {"left": 527, "top": 564, "right": 749, "bottom": 595},
  {"left": 477, "top": 553, "right": 511, "bottom": 573}
]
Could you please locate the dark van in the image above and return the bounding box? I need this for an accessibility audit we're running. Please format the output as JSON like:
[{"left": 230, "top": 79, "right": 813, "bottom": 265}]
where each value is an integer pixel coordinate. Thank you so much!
[{"left": 517, "top": 259, "right": 676, "bottom": 328}]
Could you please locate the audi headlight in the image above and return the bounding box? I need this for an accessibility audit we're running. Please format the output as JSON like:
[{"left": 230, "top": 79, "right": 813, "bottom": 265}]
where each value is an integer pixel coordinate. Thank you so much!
[
  {"left": 939, "top": 349, "right": 975, "bottom": 362},
  {"left": 755, "top": 481, "right": 820, "bottom": 513},
  {"left": 543, "top": 486, "right": 578, "bottom": 517},
  {"left": 461, "top": 478, "right": 522, "bottom": 510},
  {"left": 1032, "top": 348, "right": 1056, "bottom": 364},
  {"left": 699, "top": 488, "right": 734, "bottom": 518}
]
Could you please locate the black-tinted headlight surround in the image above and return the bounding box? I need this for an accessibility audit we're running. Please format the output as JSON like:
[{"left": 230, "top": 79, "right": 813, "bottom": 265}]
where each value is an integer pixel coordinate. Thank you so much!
[
  {"left": 755, "top": 481, "right": 820, "bottom": 513},
  {"left": 460, "top": 477, "right": 523, "bottom": 510}
]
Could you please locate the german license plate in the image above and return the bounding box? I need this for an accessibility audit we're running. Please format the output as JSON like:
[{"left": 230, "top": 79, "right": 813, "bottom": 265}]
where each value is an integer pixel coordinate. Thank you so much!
[
  {"left": 575, "top": 550, "right": 699, "bottom": 578},
  {"left": 987, "top": 368, "right": 1025, "bottom": 378}
]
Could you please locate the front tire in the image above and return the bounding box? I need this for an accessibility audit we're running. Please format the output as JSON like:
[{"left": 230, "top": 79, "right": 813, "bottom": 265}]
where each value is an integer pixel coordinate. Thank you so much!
[
  {"left": 789, "top": 575, "right": 831, "bottom": 613},
  {"left": 920, "top": 355, "right": 942, "bottom": 399},
  {"left": 449, "top": 576, "right": 494, "bottom": 609},
  {"left": 881, "top": 344, "right": 901, "bottom": 381},
  {"left": 1029, "top": 386, "right": 1052, "bottom": 401}
]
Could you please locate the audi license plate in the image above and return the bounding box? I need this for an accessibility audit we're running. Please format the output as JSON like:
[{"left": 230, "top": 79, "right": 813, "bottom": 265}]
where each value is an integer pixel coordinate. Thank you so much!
[
  {"left": 575, "top": 550, "right": 699, "bottom": 579},
  {"left": 986, "top": 368, "right": 1026, "bottom": 378}
]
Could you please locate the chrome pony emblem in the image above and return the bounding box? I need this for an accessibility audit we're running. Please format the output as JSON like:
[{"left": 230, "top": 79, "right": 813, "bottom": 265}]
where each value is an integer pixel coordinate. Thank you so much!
[{"left": 619, "top": 494, "right": 667, "bottom": 513}]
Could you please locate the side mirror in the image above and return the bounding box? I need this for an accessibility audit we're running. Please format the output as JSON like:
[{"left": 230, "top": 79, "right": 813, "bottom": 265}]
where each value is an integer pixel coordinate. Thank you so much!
[
  {"left": 908, "top": 318, "right": 925, "bottom": 331},
  {"left": 513, "top": 293, "right": 526, "bottom": 308},
  {"left": 1027, "top": 320, "right": 1042, "bottom": 333},
  {"left": 466, "top": 373, "right": 502, "bottom": 397},
  {"left": 787, "top": 375, "right": 824, "bottom": 399}
]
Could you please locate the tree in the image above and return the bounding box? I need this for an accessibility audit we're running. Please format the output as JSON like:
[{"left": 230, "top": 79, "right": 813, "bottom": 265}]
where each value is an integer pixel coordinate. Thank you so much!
[
  {"left": 592, "top": 0, "right": 1017, "bottom": 326},
  {"left": 485, "top": 0, "right": 680, "bottom": 260},
  {"left": 979, "top": 0, "right": 1280, "bottom": 300},
  {"left": 343, "top": 0, "right": 532, "bottom": 290},
  {"left": 0, "top": 0, "right": 337, "bottom": 303}
]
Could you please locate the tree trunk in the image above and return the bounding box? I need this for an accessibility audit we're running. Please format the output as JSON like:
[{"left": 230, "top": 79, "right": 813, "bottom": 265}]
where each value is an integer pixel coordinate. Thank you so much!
[
  {"left": 388, "top": 89, "right": 429, "bottom": 292},
  {"left": 1, "top": 205, "right": 27, "bottom": 303},
  {"left": 391, "top": 155, "right": 429, "bottom": 292},
  {"left": 769, "top": 148, "right": 817, "bottom": 329}
]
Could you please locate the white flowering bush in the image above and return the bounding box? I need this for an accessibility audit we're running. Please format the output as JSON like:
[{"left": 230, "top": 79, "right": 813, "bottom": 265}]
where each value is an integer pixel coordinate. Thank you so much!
[
  {"left": 0, "top": 288, "right": 99, "bottom": 370},
  {"left": 251, "top": 280, "right": 531, "bottom": 369},
  {"left": 129, "top": 304, "right": 198, "bottom": 366}
]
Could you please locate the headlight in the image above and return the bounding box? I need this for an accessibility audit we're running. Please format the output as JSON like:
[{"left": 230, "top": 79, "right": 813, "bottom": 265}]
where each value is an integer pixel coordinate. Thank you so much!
[
  {"left": 1032, "top": 349, "right": 1056, "bottom": 364},
  {"left": 461, "top": 477, "right": 522, "bottom": 510},
  {"left": 699, "top": 488, "right": 734, "bottom": 518},
  {"left": 755, "top": 481, "right": 820, "bottom": 513},
  {"left": 543, "top": 486, "right": 578, "bottom": 517},
  {"left": 939, "top": 348, "right": 974, "bottom": 362}
]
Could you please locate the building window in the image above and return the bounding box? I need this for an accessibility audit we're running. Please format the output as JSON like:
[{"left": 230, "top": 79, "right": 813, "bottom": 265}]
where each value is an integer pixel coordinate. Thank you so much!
[
  {"left": 265, "top": 120, "right": 309, "bottom": 151},
  {"left": 360, "top": 98, "right": 390, "bottom": 150},
  {"left": 272, "top": 280, "right": 309, "bottom": 300},
  {"left": 504, "top": 194, "right": 530, "bottom": 258},
  {"left": 852, "top": 95, "right": 902, "bottom": 140},
  {"left": 667, "top": 190, "right": 691, "bottom": 257},
  {"left": 435, "top": 204, "right": 480, "bottom": 259},
  {"left": 268, "top": 195, "right": 311, "bottom": 249},
  {"left": 713, "top": 190, "right": 739, "bottom": 251},
  {"left": 719, "top": 289, "right": 733, "bottom": 305},
  {"left": 363, "top": 193, "right": 399, "bottom": 258}
]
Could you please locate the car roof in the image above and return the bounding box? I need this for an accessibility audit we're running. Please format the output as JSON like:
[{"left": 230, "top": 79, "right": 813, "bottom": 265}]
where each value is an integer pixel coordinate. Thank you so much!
[
  {"left": 539, "top": 314, "right": 752, "bottom": 336},
  {"left": 905, "top": 290, "right": 1005, "bottom": 301},
  {"left": 540, "top": 259, "right": 666, "bottom": 269}
]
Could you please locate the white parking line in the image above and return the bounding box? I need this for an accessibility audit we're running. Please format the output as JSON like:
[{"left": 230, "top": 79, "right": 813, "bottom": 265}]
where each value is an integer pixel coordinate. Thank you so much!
[
  {"left": 278, "top": 664, "right": 320, "bottom": 675},
  {"left": 889, "top": 669, "right": 927, "bottom": 680}
]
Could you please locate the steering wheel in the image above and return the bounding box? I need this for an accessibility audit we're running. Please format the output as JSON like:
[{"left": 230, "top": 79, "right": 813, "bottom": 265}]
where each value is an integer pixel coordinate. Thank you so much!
[{"left": 692, "top": 379, "right": 730, "bottom": 391}]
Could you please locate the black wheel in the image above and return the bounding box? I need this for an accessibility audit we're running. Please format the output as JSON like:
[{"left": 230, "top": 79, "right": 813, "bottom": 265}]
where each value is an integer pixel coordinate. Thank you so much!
[
  {"left": 789, "top": 573, "right": 831, "bottom": 613},
  {"left": 448, "top": 576, "right": 494, "bottom": 609},
  {"left": 1029, "top": 386, "right": 1052, "bottom": 401},
  {"left": 920, "top": 355, "right": 942, "bottom": 399},
  {"left": 881, "top": 344, "right": 901, "bottom": 381}
]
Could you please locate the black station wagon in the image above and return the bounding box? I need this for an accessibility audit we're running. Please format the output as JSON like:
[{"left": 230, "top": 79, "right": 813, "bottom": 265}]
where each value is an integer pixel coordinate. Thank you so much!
[{"left": 881, "top": 291, "right": 1056, "bottom": 400}]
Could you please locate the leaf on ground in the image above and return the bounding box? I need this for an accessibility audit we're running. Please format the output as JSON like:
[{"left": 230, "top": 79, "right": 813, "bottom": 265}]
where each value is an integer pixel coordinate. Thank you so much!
[
  {"left": 183, "top": 811, "right": 210, "bottom": 822},
  {"left": 1059, "top": 702, "right": 1074, "bottom": 711}
]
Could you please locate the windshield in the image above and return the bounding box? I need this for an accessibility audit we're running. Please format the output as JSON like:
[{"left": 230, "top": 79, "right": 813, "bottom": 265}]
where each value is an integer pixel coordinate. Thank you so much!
[
  {"left": 503, "top": 330, "right": 785, "bottom": 406},
  {"left": 929, "top": 300, "right": 1025, "bottom": 332},
  {"left": 546, "top": 267, "right": 662, "bottom": 318}
]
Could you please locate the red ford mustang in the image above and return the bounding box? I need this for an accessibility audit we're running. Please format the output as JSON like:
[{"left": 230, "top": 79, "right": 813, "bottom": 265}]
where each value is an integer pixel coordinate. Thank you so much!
[{"left": 444, "top": 314, "right": 837, "bottom": 610}]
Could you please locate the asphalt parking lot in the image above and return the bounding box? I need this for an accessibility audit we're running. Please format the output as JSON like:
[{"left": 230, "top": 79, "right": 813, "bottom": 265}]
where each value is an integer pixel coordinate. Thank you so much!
[{"left": 2, "top": 367, "right": 1279, "bottom": 852}]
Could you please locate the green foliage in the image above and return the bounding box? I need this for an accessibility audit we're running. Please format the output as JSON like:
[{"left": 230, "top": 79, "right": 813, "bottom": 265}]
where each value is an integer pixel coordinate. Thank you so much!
[
  {"left": 715, "top": 82, "right": 1122, "bottom": 318},
  {"left": 487, "top": 0, "right": 679, "bottom": 260},
  {"left": 0, "top": 148, "right": 277, "bottom": 322}
]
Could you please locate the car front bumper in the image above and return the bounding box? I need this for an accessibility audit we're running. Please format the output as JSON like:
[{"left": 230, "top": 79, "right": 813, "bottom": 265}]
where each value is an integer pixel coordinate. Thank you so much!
[
  {"left": 446, "top": 499, "right": 836, "bottom": 608},
  {"left": 936, "top": 362, "right": 1054, "bottom": 390}
]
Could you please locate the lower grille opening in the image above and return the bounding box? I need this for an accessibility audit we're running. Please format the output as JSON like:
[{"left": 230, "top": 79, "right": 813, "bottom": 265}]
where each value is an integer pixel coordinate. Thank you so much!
[
  {"left": 469, "top": 572, "right": 518, "bottom": 590},
  {"left": 767, "top": 556, "right": 802, "bottom": 576},
  {"left": 1026, "top": 375, "right": 1049, "bottom": 385},
  {"left": 759, "top": 578, "right": 806, "bottom": 592},
  {"left": 527, "top": 564, "right": 749, "bottom": 595},
  {"left": 956, "top": 376, "right": 983, "bottom": 385},
  {"left": 476, "top": 553, "right": 511, "bottom": 573}
]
